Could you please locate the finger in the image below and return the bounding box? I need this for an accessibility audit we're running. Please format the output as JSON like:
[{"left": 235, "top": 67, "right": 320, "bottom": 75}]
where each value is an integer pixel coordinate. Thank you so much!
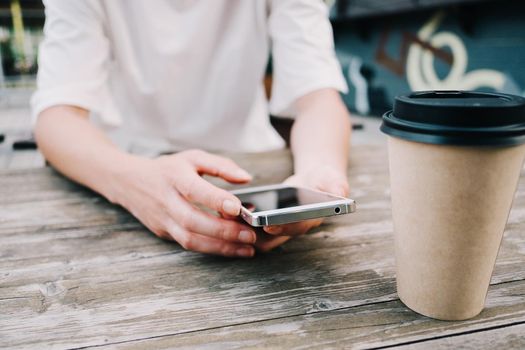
[
  {"left": 255, "top": 231, "right": 292, "bottom": 252},
  {"left": 157, "top": 231, "right": 175, "bottom": 241},
  {"left": 167, "top": 222, "right": 255, "bottom": 258},
  {"left": 176, "top": 172, "right": 243, "bottom": 216},
  {"left": 185, "top": 150, "right": 252, "bottom": 183},
  {"left": 263, "top": 219, "right": 323, "bottom": 236},
  {"left": 149, "top": 226, "right": 175, "bottom": 241},
  {"left": 168, "top": 195, "right": 256, "bottom": 244},
  {"left": 316, "top": 175, "right": 350, "bottom": 197},
  {"left": 219, "top": 212, "right": 239, "bottom": 221},
  {"left": 319, "top": 181, "right": 349, "bottom": 197}
]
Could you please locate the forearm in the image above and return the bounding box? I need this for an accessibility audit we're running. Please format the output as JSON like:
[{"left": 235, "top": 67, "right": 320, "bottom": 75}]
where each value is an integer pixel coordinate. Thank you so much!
[
  {"left": 290, "top": 89, "right": 351, "bottom": 175},
  {"left": 34, "top": 105, "right": 140, "bottom": 203}
]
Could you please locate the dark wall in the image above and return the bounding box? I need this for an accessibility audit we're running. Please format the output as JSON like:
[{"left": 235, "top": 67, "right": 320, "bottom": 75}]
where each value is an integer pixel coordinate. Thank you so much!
[
  {"left": 332, "top": 0, "right": 495, "bottom": 20},
  {"left": 332, "top": 0, "right": 525, "bottom": 116}
]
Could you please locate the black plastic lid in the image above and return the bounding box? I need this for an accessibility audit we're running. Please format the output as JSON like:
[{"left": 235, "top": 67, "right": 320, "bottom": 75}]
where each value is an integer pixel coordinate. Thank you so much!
[{"left": 380, "top": 91, "right": 525, "bottom": 146}]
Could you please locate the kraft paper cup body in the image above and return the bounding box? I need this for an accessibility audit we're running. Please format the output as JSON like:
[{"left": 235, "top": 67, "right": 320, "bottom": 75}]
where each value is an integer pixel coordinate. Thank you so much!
[{"left": 388, "top": 137, "right": 525, "bottom": 320}]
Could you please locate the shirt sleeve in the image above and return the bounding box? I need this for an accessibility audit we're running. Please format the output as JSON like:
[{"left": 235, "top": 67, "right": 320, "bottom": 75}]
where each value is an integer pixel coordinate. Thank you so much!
[
  {"left": 30, "top": 0, "right": 118, "bottom": 125},
  {"left": 267, "top": 0, "right": 348, "bottom": 117}
]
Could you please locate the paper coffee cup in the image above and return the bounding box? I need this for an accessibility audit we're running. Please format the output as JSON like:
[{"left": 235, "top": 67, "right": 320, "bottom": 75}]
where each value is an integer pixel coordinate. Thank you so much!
[{"left": 381, "top": 91, "right": 525, "bottom": 320}]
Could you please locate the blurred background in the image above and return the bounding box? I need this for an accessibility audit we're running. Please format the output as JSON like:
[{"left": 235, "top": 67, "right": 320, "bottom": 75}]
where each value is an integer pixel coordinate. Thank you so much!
[
  {"left": 0, "top": 0, "right": 524, "bottom": 168},
  {"left": 1, "top": 0, "right": 524, "bottom": 111},
  {"left": 0, "top": 0, "right": 42, "bottom": 107},
  {"left": 331, "top": 0, "right": 525, "bottom": 116}
]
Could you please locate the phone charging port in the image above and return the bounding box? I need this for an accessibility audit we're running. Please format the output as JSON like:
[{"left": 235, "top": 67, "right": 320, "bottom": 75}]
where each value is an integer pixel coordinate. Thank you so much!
[{"left": 334, "top": 207, "right": 341, "bottom": 214}]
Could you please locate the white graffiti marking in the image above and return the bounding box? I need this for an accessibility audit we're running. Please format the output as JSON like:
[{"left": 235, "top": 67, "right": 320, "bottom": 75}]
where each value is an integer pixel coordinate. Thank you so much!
[
  {"left": 348, "top": 56, "right": 370, "bottom": 115},
  {"left": 407, "top": 11, "right": 506, "bottom": 91}
]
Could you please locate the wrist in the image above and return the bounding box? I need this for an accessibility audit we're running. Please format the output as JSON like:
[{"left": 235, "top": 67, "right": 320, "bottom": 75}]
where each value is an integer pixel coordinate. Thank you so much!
[
  {"left": 294, "top": 162, "right": 347, "bottom": 179},
  {"left": 103, "top": 152, "right": 150, "bottom": 205}
]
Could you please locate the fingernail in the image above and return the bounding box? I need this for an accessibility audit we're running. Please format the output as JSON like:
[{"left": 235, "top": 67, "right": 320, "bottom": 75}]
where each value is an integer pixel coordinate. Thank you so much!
[
  {"left": 265, "top": 226, "right": 283, "bottom": 234},
  {"left": 236, "top": 247, "right": 254, "bottom": 257},
  {"left": 223, "top": 200, "right": 240, "bottom": 216},
  {"left": 236, "top": 169, "right": 252, "bottom": 179},
  {"left": 239, "top": 230, "right": 255, "bottom": 243}
]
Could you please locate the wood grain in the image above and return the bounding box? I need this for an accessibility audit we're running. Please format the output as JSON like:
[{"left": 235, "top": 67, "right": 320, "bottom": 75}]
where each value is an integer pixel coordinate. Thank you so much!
[
  {"left": 1, "top": 145, "right": 524, "bottom": 349},
  {"left": 102, "top": 280, "right": 525, "bottom": 350}
]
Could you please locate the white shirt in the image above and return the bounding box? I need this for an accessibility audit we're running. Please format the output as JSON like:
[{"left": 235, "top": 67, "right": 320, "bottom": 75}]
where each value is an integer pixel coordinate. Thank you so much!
[{"left": 32, "top": 0, "right": 348, "bottom": 155}]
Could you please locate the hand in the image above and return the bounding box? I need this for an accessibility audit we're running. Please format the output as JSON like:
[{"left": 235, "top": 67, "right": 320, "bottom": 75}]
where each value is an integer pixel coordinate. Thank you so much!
[
  {"left": 256, "top": 165, "right": 349, "bottom": 252},
  {"left": 111, "top": 149, "right": 257, "bottom": 258}
]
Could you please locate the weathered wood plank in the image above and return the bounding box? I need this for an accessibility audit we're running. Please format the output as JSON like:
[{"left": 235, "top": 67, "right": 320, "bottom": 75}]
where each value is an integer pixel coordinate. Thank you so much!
[
  {"left": 2, "top": 226, "right": 524, "bottom": 350},
  {"left": 0, "top": 226, "right": 397, "bottom": 348},
  {"left": 1, "top": 145, "right": 524, "bottom": 349},
  {"left": 396, "top": 322, "right": 525, "bottom": 350},
  {"left": 84, "top": 280, "right": 525, "bottom": 350}
]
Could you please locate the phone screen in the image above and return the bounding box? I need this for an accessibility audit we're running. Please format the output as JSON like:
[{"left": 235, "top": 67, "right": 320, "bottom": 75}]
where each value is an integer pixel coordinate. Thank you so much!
[{"left": 234, "top": 187, "right": 340, "bottom": 213}]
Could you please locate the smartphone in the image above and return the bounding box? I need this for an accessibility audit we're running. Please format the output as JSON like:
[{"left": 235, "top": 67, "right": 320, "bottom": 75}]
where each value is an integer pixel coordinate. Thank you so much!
[{"left": 230, "top": 184, "right": 356, "bottom": 226}]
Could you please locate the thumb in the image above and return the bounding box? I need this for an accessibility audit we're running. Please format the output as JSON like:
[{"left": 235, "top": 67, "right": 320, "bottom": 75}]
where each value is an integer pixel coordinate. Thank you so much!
[{"left": 319, "top": 179, "right": 349, "bottom": 197}]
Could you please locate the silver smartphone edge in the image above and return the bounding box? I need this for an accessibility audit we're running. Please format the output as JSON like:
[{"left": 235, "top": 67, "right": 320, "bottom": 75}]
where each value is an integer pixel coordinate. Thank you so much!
[{"left": 233, "top": 184, "right": 357, "bottom": 227}]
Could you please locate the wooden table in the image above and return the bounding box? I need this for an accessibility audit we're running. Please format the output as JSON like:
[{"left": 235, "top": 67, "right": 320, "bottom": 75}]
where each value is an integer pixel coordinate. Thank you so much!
[{"left": 1, "top": 145, "right": 524, "bottom": 349}]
